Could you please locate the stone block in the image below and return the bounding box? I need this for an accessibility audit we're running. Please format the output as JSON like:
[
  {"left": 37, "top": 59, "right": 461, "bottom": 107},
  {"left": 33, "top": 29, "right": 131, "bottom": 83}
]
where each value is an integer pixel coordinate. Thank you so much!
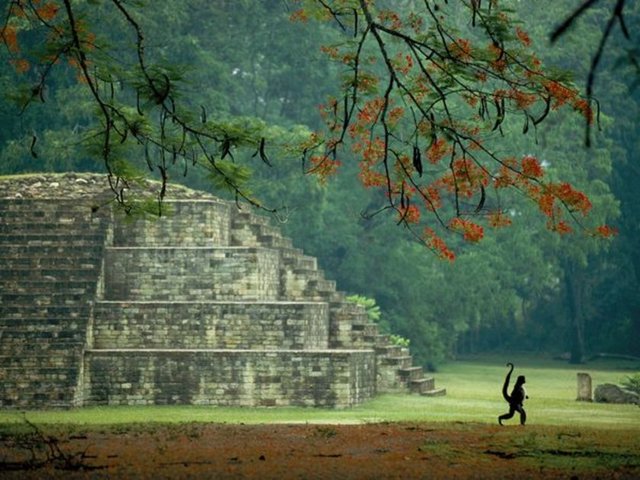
[
  {"left": 594, "top": 383, "right": 640, "bottom": 404},
  {"left": 103, "top": 247, "right": 281, "bottom": 301},
  {"left": 83, "top": 349, "right": 376, "bottom": 408}
]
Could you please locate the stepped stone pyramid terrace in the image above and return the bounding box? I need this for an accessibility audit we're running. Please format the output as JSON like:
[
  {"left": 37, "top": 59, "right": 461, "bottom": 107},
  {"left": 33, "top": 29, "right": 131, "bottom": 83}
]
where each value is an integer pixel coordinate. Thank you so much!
[{"left": 0, "top": 173, "right": 445, "bottom": 409}]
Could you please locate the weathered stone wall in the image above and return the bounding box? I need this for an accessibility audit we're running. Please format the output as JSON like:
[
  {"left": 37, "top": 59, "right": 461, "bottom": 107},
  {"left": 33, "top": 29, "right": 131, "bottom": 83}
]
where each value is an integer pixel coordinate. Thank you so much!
[
  {"left": 0, "top": 197, "right": 109, "bottom": 407},
  {"left": 83, "top": 349, "right": 375, "bottom": 408},
  {"left": 92, "top": 301, "right": 329, "bottom": 350},
  {"left": 113, "top": 200, "right": 232, "bottom": 247},
  {"left": 103, "top": 247, "right": 281, "bottom": 301},
  {"left": 329, "top": 301, "right": 372, "bottom": 348}
]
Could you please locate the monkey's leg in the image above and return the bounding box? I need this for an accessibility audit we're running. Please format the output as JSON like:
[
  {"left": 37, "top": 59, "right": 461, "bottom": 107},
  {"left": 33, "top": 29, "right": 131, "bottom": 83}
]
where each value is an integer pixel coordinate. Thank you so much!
[
  {"left": 516, "top": 405, "right": 527, "bottom": 425},
  {"left": 498, "top": 407, "right": 516, "bottom": 425}
]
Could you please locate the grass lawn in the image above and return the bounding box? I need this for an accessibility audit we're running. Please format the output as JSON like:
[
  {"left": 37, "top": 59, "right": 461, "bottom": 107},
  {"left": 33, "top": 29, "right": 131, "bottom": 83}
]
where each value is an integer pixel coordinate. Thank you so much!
[
  {"left": 0, "top": 355, "right": 638, "bottom": 429},
  {"left": 1, "top": 355, "right": 638, "bottom": 478}
]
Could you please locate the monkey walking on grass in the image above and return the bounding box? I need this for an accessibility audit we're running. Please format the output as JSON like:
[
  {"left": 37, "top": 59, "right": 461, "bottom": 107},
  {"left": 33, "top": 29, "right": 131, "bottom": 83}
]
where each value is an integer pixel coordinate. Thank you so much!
[{"left": 498, "top": 362, "right": 528, "bottom": 426}]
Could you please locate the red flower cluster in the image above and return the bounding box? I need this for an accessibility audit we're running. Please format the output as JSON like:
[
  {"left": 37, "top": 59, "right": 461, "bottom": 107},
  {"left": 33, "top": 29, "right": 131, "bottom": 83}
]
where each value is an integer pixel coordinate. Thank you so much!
[
  {"left": 397, "top": 204, "right": 421, "bottom": 224},
  {"left": 494, "top": 159, "right": 518, "bottom": 188},
  {"left": 427, "top": 138, "right": 450, "bottom": 164},
  {"left": 521, "top": 155, "right": 544, "bottom": 178},
  {"left": 547, "top": 182, "right": 592, "bottom": 216},
  {"left": 348, "top": 98, "right": 385, "bottom": 138},
  {"left": 488, "top": 211, "right": 512, "bottom": 228},
  {"left": 548, "top": 220, "right": 573, "bottom": 235},
  {"left": 449, "top": 38, "right": 473, "bottom": 61},
  {"left": 423, "top": 228, "right": 456, "bottom": 261},
  {"left": 595, "top": 225, "right": 618, "bottom": 238},
  {"left": 437, "top": 158, "right": 489, "bottom": 198},
  {"left": 308, "top": 155, "right": 341, "bottom": 185},
  {"left": 545, "top": 80, "right": 578, "bottom": 109},
  {"left": 515, "top": 27, "right": 532, "bottom": 47},
  {"left": 377, "top": 10, "right": 403, "bottom": 30},
  {"left": 449, "top": 218, "right": 484, "bottom": 242},
  {"left": 289, "top": 9, "right": 309, "bottom": 22}
]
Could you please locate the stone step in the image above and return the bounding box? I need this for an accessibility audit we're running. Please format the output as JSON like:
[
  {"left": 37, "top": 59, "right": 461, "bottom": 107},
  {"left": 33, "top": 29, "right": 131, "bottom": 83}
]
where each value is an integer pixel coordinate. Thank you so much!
[
  {"left": 0, "top": 282, "right": 97, "bottom": 296},
  {"left": 283, "top": 270, "right": 338, "bottom": 301},
  {"left": 0, "top": 292, "right": 90, "bottom": 305},
  {"left": 279, "top": 246, "right": 305, "bottom": 257},
  {"left": 0, "top": 267, "right": 99, "bottom": 280},
  {"left": 0, "top": 345, "right": 85, "bottom": 356},
  {"left": 232, "top": 210, "right": 271, "bottom": 227},
  {"left": 0, "top": 233, "right": 105, "bottom": 246},
  {"left": 0, "top": 261, "right": 102, "bottom": 275},
  {"left": 0, "top": 352, "right": 85, "bottom": 366},
  {"left": 375, "top": 344, "right": 404, "bottom": 356},
  {"left": 421, "top": 387, "right": 447, "bottom": 397},
  {"left": 0, "top": 221, "right": 104, "bottom": 232},
  {"left": 0, "top": 197, "right": 101, "bottom": 206},
  {"left": 1, "top": 383, "right": 76, "bottom": 398},
  {"left": 399, "top": 366, "right": 424, "bottom": 381},
  {"left": 0, "top": 331, "right": 88, "bottom": 344},
  {"left": 328, "top": 291, "right": 346, "bottom": 303},
  {"left": 361, "top": 335, "right": 379, "bottom": 345},
  {"left": 0, "top": 320, "right": 85, "bottom": 331},
  {"left": 0, "top": 366, "right": 79, "bottom": 376},
  {"left": 230, "top": 217, "right": 271, "bottom": 246},
  {"left": 330, "top": 300, "right": 368, "bottom": 313},
  {"left": 308, "top": 277, "right": 337, "bottom": 293},
  {"left": 258, "top": 234, "right": 293, "bottom": 249},
  {"left": 0, "top": 318, "right": 84, "bottom": 330},
  {"left": 0, "top": 265, "right": 100, "bottom": 282},
  {"left": 410, "top": 376, "right": 436, "bottom": 394},
  {"left": 0, "top": 244, "right": 104, "bottom": 258},
  {"left": 0, "top": 263, "right": 100, "bottom": 275},
  {"left": 380, "top": 355, "right": 413, "bottom": 368},
  {"left": 0, "top": 395, "right": 76, "bottom": 409},
  {"left": 230, "top": 219, "right": 301, "bottom": 251},
  {"left": 0, "top": 209, "right": 101, "bottom": 222},
  {"left": 351, "top": 323, "right": 379, "bottom": 336},
  {"left": 0, "top": 305, "right": 91, "bottom": 317},
  {"left": 281, "top": 250, "right": 317, "bottom": 270}
]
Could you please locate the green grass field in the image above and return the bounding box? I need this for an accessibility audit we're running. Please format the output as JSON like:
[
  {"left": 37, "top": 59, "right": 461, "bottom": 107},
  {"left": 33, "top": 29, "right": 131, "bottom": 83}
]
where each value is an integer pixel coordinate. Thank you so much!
[{"left": 1, "top": 355, "right": 638, "bottom": 429}]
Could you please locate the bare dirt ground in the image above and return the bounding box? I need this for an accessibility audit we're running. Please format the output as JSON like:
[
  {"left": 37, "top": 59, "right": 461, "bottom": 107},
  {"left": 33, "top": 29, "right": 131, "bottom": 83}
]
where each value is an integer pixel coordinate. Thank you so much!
[{"left": 1, "top": 422, "right": 639, "bottom": 479}]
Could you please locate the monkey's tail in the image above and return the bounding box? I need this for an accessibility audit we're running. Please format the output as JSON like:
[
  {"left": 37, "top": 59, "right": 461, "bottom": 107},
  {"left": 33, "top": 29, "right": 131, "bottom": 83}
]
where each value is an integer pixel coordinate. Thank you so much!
[{"left": 502, "top": 363, "right": 514, "bottom": 402}]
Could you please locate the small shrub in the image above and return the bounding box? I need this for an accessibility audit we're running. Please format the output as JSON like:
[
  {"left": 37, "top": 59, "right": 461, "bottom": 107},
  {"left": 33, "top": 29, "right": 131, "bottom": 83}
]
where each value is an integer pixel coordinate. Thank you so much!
[
  {"left": 390, "top": 334, "right": 410, "bottom": 348},
  {"left": 621, "top": 373, "right": 640, "bottom": 395},
  {"left": 346, "top": 294, "right": 381, "bottom": 322}
]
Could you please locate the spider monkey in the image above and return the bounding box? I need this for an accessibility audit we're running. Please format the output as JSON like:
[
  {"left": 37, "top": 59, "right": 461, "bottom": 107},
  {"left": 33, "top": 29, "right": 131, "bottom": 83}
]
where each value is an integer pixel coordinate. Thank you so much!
[{"left": 498, "top": 362, "right": 528, "bottom": 426}]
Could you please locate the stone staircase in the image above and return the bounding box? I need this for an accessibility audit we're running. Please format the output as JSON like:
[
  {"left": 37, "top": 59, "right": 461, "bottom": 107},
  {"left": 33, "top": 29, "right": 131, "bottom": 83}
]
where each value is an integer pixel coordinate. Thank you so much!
[
  {"left": 0, "top": 174, "right": 444, "bottom": 408},
  {"left": 229, "top": 207, "right": 444, "bottom": 397},
  {"left": 0, "top": 198, "right": 109, "bottom": 407}
]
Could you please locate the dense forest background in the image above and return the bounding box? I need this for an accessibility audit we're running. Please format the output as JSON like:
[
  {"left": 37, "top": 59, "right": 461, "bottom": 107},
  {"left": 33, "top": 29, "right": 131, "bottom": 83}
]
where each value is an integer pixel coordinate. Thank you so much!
[{"left": 1, "top": 0, "right": 638, "bottom": 367}]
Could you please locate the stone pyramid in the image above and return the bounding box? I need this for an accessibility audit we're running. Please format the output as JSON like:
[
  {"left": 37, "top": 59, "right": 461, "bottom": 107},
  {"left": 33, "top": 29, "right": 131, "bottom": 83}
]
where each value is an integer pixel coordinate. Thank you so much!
[{"left": 0, "top": 173, "right": 445, "bottom": 408}]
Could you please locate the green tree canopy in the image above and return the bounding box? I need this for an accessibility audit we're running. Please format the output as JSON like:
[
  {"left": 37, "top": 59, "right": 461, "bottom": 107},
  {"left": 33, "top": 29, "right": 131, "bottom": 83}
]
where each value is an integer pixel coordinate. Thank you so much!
[
  {"left": 2, "top": 0, "right": 637, "bottom": 365},
  {"left": 1, "top": 0, "right": 616, "bottom": 244}
]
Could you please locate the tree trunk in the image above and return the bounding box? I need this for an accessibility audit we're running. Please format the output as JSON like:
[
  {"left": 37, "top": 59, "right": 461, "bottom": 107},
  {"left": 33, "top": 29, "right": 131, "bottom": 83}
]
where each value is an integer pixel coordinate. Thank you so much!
[{"left": 564, "top": 261, "right": 586, "bottom": 364}]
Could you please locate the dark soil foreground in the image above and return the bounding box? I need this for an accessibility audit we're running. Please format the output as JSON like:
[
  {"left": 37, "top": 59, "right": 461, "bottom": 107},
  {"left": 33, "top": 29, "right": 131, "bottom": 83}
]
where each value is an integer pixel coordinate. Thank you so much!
[{"left": 1, "top": 422, "right": 639, "bottom": 479}]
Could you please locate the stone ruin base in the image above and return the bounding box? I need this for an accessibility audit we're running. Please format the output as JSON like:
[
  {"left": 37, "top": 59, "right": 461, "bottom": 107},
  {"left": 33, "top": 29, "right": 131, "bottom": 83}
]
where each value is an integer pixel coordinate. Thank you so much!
[{"left": 0, "top": 173, "right": 445, "bottom": 409}]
